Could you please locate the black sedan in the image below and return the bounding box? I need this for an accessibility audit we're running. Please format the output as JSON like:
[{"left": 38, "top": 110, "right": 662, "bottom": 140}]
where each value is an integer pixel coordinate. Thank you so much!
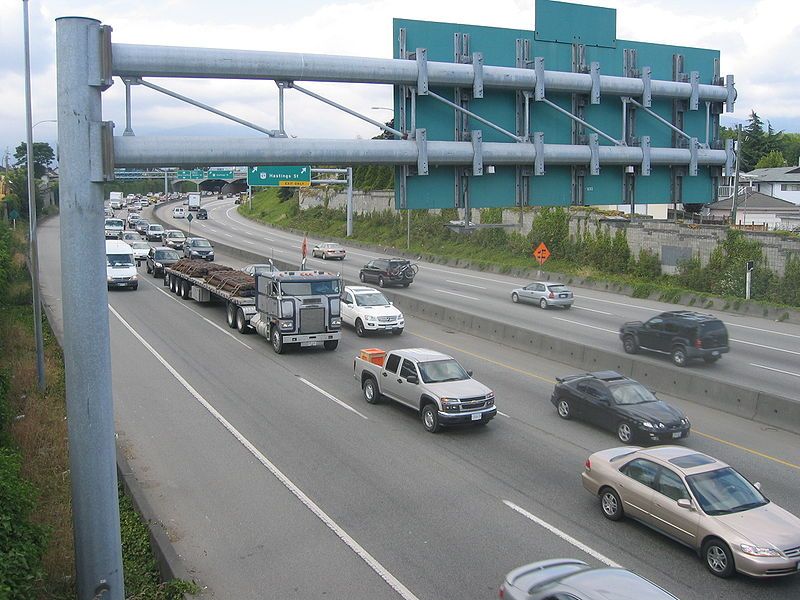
[
  {"left": 145, "top": 247, "right": 182, "bottom": 278},
  {"left": 550, "top": 370, "right": 690, "bottom": 444}
]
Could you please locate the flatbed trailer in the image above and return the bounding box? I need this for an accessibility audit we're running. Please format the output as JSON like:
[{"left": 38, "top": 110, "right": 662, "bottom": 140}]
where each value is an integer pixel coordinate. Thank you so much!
[{"left": 164, "top": 263, "right": 257, "bottom": 333}]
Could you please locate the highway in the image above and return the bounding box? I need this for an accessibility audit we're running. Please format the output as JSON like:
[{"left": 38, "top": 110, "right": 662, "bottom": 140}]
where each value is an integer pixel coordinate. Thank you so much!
[
  {"left": 39, "top": 214, "right": 800, "bottom": 599},
  {"left": 156, "top": 197, "right": 800, "bottom": 402}
]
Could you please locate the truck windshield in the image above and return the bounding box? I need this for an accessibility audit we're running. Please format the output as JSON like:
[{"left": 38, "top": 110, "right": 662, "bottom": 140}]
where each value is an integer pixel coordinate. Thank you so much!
[
  {"left": 107, "top": 253, "right": 134, "bottom": 267},
  {"left": 418, "top": 359, "right": 469, "bottom": 384},
  {"left": 281, "top": 280, "right": 341, "bottom": 296}
]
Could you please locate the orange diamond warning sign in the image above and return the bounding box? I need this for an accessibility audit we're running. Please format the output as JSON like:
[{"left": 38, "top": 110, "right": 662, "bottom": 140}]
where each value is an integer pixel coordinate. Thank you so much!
[{"left": 533, "top": 242, "right": 551, "bottom": 265}]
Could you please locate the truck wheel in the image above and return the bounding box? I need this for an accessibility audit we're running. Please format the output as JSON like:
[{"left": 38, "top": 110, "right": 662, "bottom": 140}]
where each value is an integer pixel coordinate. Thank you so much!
[
  {"left": 271, "top": 327, "right": 284, "bottom": 354},
  {"left": 170, "top": 276, "right": 178, "bottom": 294},
  {"left": 226, "top": 303, "right": 237, "bottom": 328},
  {"left": 421, "top": 404, "right": 441, "bottom": 433},
  {"left": 236, "top": 308, "right": 251, "bottom": 334},
  {"left": 323, "top": 340, "right": 338, "bottom": 351},
  {"left": 180, "top": 281, "right": 191, "bottom": 299},
  {"left": 355, "top": 319, "right": 366, "bottom": 337},
  {"left": 362, "top": 377, "right": 380, "bottom": 404}
]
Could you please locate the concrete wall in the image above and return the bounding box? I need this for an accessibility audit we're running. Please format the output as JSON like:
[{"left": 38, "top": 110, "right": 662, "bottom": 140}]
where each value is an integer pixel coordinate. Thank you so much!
[{"left": 299, "top": 187, "right": 394, "bottom": 214}]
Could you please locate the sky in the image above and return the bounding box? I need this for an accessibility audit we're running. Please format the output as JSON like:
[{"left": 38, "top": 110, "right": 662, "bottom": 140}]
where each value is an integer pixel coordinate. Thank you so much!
[{"left": 1, "top": 0, "right": 799, "bottom": 168}]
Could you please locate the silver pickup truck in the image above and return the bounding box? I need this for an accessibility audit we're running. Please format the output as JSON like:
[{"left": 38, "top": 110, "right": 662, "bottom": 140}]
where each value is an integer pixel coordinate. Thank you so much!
[{"left": 354, "top": 347, "right": 497, "bottom": 432}]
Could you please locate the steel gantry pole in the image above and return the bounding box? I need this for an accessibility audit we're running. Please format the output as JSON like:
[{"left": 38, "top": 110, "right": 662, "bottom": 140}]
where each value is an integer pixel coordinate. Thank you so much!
[{"left": 56, "top": 17, "right": 125, "bottom": 600}]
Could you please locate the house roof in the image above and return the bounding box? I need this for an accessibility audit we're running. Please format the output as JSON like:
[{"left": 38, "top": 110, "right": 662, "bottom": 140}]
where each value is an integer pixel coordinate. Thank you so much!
[
  {"left": 708, "top": 188, "right": 800, "bottom": 211},
  {"left": 745, "top": 166, "right": 800, "bottom": 182}
]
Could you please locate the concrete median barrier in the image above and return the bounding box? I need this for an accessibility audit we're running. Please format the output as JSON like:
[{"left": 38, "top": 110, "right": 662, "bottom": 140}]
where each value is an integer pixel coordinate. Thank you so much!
[{"left": 754, "top": 393, "right": 800, "bottom": 435}]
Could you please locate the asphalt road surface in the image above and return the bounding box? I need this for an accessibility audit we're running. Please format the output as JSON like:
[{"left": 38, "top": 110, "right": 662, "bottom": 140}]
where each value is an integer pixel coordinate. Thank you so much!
[
  {"left": 155, "top": 197, "right": 800, "bottom": 402},
  {"left": 38, "top": 214, "right": 800, "bottom": 599}
]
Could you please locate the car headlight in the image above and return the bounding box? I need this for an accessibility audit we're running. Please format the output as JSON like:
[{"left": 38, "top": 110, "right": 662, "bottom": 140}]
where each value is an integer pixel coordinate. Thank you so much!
[
  {"left": 131, "top": 274, "right": 138, "bottom": 281},
  {"left": 740, "top": 544, "right": 782, "bottom": 557},
  {"left": 154, "top": 262, "right": 162, "bottom": 268},
  {"left": 191, "top": 251, "right": 199, "bottom": 256},
  {"left": 106, "top": 276, "right": 113, "bottom": 282},
  {"left": 486, "top": 391, "right": 495, "bottom": 400},
  {"left": 440, "top": 397, "right": 459, "bottom": 405},
  {"left": 640, "top": 421, "right": 655, "bottom": 429},
  {"left": 681, "top": 418, "right": 690, "bottom": 426},
  {"left": 365, "top": 315, "right": 377, "bottom": 322}
]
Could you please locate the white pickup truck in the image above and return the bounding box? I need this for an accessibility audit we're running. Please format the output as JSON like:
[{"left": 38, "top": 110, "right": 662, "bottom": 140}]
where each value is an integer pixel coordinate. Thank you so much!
[{"left": 354, "top": 348, "right": 496, "bottom": 432}]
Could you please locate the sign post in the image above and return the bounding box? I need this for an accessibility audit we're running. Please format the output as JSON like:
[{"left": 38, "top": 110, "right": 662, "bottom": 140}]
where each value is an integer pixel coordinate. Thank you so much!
[
  {"left": 8, "top": 208, "right": 19, "bottom": 229},
  {"left": 248, "top": 165, "right": 311, "bottom": 187},
  {"left": 533, "top": 242, "right": 551, "bottom": 277}
]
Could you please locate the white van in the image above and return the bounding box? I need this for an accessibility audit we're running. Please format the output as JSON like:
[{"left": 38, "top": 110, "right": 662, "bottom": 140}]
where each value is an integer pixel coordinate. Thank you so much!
[
  {"left": 105, "top": 240, "right": 138, "bottom": 290},
  {"left": 172, "top": 206, "right": 186, "bottom": 218}
]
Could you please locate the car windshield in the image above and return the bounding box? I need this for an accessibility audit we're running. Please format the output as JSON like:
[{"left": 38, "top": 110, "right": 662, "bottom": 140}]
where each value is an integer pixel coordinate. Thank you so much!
[
  {"left": 548, "top": 284, "right": 568, "bottom": 292},
  {"left": 609, "top": 382, "right": 658, "bottom": 405},
  {"left": 154, "top": 250, "right": 180, "bottom": 260},
  {"left": 105, "top": 220, "right": 123, "bottom": 228},
  {"left": 281, "top": 280, "right": 341, "bottom": 296},
  {"left": 107, "top": 253, "right": 133, "bottom": 267},
  {"left": 686, "top": 467, "right": 768, "bottom": 516},
  {"left": 149, "top": 225, "right": 163, "bottom": 232},
  {"left": 418, "top": 359, "right": 469, "bottom": 384},
  {"left": 168, "top": 232, "right": 185, "bottom": 239},
  {"left": 354, "top": 292, "right": 389, "bottom": 307},
  {"left": 190, "top": 239, "right": 211, "bottom": 248}
]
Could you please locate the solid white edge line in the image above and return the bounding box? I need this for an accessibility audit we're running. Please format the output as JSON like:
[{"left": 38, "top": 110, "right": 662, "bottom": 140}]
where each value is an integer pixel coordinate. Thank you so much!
[
  {"left": 108, "top": 305, "right": 419, "bottom": 600},
  {"left": 141, "top": 278, "right": 253, "bottom": 350},
  {"left": 750, "top": 363, "right": 800, "bottom": 378},
  {"left": 731, "top": 338, "right": 800, "bottom": 356},
  {"left": 299, "top": 377, "right": 369, "bottom": 420},
  {"left": 503, "top": 500, "right": 622, "bottom": 568},
  {"left": 497, "top": 411, "right": 511, "bottom": 418}
]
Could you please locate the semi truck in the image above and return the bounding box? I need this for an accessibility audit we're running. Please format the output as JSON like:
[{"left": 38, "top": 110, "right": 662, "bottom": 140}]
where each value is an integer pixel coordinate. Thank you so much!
[
  {"left": 187, "top": 192, "right": 201, "bottom": 211},
  {"left": 164, "top": 262, "right": 342, "bottom": 353}
]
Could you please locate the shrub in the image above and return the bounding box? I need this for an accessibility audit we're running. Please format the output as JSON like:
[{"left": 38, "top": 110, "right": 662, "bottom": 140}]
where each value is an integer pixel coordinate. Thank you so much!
[{"left": 631, "top": 249, "right": 662, "bottom": 280}]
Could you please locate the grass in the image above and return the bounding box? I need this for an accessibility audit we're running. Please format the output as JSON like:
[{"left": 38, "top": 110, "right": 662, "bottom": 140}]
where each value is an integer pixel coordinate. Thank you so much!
[{"left": 1, "top": 226, "right": 198, "bottom": 599}]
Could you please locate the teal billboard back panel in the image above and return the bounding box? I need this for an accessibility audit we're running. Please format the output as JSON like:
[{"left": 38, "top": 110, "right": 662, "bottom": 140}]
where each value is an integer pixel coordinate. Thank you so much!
[{"left": 394, "top": 0, "right": 724, "bottom": 210}]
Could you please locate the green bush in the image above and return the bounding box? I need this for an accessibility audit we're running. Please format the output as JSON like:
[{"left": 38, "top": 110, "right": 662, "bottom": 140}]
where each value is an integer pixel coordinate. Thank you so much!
[
  {"left": 0, "top": 448, "right": 48, "bottom": 600},
  {"left": 631, "top": 249, "right": 662, "bottom": 280},
  {"left": 529, "top": 207, "right": 570, "bottom": 259}
]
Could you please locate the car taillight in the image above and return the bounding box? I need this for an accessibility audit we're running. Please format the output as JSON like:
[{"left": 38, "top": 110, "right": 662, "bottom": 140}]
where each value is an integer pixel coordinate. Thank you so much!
[
  {"left": 694, "top": 338, "right": 703, "bottom": 349},
  {"left": 549, "top": 292, "right": 555, "bottom": 299},
  {"left": 498, "top": 584, "right": 505, "bottom": 598},
  {"left": 585, "top": 459, "right": 591, "bottom": 470}
]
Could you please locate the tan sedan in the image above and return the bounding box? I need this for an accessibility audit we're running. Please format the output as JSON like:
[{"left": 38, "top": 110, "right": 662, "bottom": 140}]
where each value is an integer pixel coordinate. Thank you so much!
[{"left": 582, "top": 445, "right": 800, "bottom": 578}]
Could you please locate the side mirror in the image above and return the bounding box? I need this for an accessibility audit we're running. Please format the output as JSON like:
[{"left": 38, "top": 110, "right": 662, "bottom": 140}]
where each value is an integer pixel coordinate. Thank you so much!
[
  {"left": 406, "top": 375, "right": 419, "bottom": 384},
  {"left": 754, "top": 482, "right": 762, "bottom": 491},
  {"left": 467, "top": 370, "right": 473, "bottom": 377},
  {"left": 677, "top": 498, "right": 694, "bottom": 510},
  {"left": 389, "top": 301, "right": 393, "bottom": 306}
]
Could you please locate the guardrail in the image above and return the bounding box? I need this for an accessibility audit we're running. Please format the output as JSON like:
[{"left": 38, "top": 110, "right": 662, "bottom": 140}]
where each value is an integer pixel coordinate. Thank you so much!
[{"left": 150, "top": 203, "right": 800, "bottom": 435}]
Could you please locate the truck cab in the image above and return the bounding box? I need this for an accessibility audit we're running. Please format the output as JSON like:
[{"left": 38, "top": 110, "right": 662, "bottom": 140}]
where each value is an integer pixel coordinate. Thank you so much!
[{"left": 250, "top": 270, "right": 343, "bottom": 353}]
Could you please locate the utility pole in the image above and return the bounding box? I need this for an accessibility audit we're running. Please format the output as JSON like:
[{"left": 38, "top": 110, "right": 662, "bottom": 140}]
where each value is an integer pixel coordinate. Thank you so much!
[{"left": 730, "top": 124, "right": 742, "bottom": 225}]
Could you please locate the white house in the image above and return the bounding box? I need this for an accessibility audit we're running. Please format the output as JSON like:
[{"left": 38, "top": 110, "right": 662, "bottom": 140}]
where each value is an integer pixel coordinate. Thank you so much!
[
  {"left": 744, "top": 166, "right": 800, "bottom": 205},
  {"left": 703, "top": 188, "right": 800, "bottom": 230}
]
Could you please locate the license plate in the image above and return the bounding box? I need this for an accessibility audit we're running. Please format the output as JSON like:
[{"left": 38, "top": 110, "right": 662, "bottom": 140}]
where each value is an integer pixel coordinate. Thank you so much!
[
  {"left": 560, "top": 293, "right": 568, "bottom": 298},
  {"left": 712, "top": 351, "right": 719, "bottom": 356},
  {"left": 300, "top": 341, "right": 318, "bottom": 347},
  {"left": 672, "top": 432, "right": 682, "bottom": 439},
  {"left": 471, "top": 413, "right": 482, "bottom": 421}
]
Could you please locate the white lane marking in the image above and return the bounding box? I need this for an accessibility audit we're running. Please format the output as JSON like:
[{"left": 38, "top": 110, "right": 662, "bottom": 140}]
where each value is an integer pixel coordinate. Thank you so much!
[
  {"left": 729, "top": 322, "right": 800, "bottom": 339},
  {"left": 573, "top": 294, "right": 653, "bottom": 311},
  {"left": 108, "top": 306, "right": 418, "bottom": 600},
  {"left": 141, "top": 278, "right": 253, "bottom": 350},
  {"left": 445, "top": 279, "right": 486, "bottom": 290},
  {"left": 207, "top": 228, "right": 218, "bottom": 233},
  {"left": 504, "top": 500, "right": 622, "bottom": 568},
  {"left": 750, "top": 363, "right": 800, "bottom": 378},
  {"left": 434, "top": 289, "right": 480, "bottom": 301},
  {"left": 298, "top": 377, "right": 368, "bottom": 420},
  {"left": 424, "top": 265, "right": 517, "bottom": 286},
  {"left": 571, "top": 305, "right": 613, "bottom": 315},
  {"left": 262, "top": 236, "right": 274, "bottom": 241},
  {"left": 244, "top": 240, "right": 255, "bottom": 245},
  {"left": 552, "top": 317, "right": 618, "bottom": 334},
  {"left": 497, "top": 411, "right": 510, "bottom": 418},
  {"left": 731, "top": 338, "right": 800, "bottom": 356},
  {"left": 223, "top": 233, "right": 233, "bottom": 238}
]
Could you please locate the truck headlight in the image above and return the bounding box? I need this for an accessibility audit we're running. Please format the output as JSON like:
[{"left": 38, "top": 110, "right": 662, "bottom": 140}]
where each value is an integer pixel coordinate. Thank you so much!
[
  {"left": 740, "top": 544, "right": 781, "bottom": 557},
  {"left": 106, "top": 276, "right": 113, "bottom": 282},
  {"left": 154, "top": 262, "right": 162, "bottom": 268},
  {"left": 330, "top": 317, "right": 341, "bottom": 327},
  {"left": 280, "top": 320, "right": 293, "bottom": 330},
  {"left": 131, "top": 274, "right": 138, "bottom": 281}
]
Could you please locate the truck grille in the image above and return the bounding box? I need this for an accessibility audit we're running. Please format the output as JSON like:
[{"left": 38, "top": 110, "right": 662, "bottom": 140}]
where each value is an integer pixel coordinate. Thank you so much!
[
  {"left": 299, "top": 307, "right": 325, "bottom": 333},
  {"left": 458, "top": 396, "right": 487, "bottom": 411}
]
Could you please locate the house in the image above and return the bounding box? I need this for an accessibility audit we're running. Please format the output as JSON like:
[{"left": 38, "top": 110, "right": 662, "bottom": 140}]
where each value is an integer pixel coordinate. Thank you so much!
[
  {"left": 744, "top": 166, "right": 800, "bottom": 205},
  {"left": 703, "top": 188, "right": 800, "bottom": 230}
]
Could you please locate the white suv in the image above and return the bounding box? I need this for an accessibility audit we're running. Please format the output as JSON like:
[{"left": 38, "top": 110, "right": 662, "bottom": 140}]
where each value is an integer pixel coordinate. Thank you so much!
[{"left": 341, "top": 286, "right": 404, "bottom": 336}]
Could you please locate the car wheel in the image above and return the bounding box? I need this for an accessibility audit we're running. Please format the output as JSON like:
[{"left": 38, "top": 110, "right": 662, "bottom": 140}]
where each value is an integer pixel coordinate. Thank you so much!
[
  {"left": 226, "top": 303, "right": 237, "bottom": 329},
  {"left": 511, "top": 292, "right": 519, "bottom": 303},
  {"left": 556, "top": 398, "right": 571, "bottom": 419},
  {"left": 378, "top": 276, "right": 385, "bottom": 288},
  {"left": 271, "top": 327, "right": 284, "bottom": 354},
  {"left": 421, "top": 404, "right": 440, "bottom": 433},
  {"left": 702, "top": 539, "right": 735, "bottom": 578},
  {"left": 617, "top": 422, "right": 634, "bottom": 444},
  {"left": 402, "top": 282, "right": 410, "bottom": 287},
  {"left": 131, "top": 283, "right": 138, "bottom": 291},
  {"left": 323, "top": 340, "right": 338, "bottom": 351},
  {"left": 622, "top": 334, "right": 639, "bottom": 354},
  {"left": 671, "top": 346, "right": 687, "bottom": 367},
  {"left": 539, "top": 298, "right": 548, "bottom": 309},
  {"left": 355, "top": 319, "right": 366, "bottom": 337},
  {"left": 359, "top": 272, "right": 366, "bottom": 283},
  {"left": 392, "top": 328, "right": 403, "bottom": 336},
  {"left": 363, "top": 377, "right": 380, "bottom": 404},
  {"left": 599, "top": 487, "right": 624, "bottom": 521},
  {"left": 703, "top": 356, "right": 720, "bottom": 364},
  {"left": 236, "top": 308, "right": 251, "bottom": 334},
  {"left": 323, "top": 253, "right": 328, "bottom": 260}
]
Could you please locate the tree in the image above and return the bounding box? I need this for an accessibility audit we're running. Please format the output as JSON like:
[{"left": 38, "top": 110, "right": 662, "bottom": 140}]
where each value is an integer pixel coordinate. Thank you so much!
[
  {"left": 14, "top": 142, "right": 55, "bottom": 179},
  {"left": 755, "top": 150, "right": 787, "bottom": 169}
]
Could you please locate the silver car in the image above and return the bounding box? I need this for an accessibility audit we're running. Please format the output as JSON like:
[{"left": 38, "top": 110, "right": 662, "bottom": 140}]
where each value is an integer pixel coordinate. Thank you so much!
[
  {"left": 511, "top": 281, "right": 573, "bottom": 309},
  {"left": 500, "top": 559, "right": 677, "bottom": 600}
]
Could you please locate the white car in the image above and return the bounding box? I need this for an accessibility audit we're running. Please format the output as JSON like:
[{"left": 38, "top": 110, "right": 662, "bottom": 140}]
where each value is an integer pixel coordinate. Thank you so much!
[
  {"left": 341, "top": 286, "right": 404, "bottom": 337},
  {"left": 129, "top": 240, "right": 151, "bottom": 264},
  {"left": 172, "top": 206, "right": 186, "bottom": 218}
]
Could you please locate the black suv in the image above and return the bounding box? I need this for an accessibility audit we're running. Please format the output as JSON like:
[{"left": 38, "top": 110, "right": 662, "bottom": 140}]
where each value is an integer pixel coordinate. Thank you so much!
[
  {"left": 619, "top": 311, "right": 729, "bottom": 367},
  {"left": 359, "top": 258, "right": 417, "bottom": 288}
]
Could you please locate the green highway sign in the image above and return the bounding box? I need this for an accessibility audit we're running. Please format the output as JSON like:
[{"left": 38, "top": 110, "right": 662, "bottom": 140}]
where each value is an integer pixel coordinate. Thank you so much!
[
  {"left": 190, "top": 169, "right": 205, "bottom": 179},
  {"left": 207, "top": 169, "right": 234, "bottom": 179},
  {"left": 248, "top": 165, "right": 311, "bottom": 187},
  {"left": 8, "top": 209, "right": 20, "bottom": 220},
  {"left": 187, "top": 213, "right": 194, "bottom": 222},
  {"left": 176, "top": 170, "right": 193, "bottom": 179}
]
